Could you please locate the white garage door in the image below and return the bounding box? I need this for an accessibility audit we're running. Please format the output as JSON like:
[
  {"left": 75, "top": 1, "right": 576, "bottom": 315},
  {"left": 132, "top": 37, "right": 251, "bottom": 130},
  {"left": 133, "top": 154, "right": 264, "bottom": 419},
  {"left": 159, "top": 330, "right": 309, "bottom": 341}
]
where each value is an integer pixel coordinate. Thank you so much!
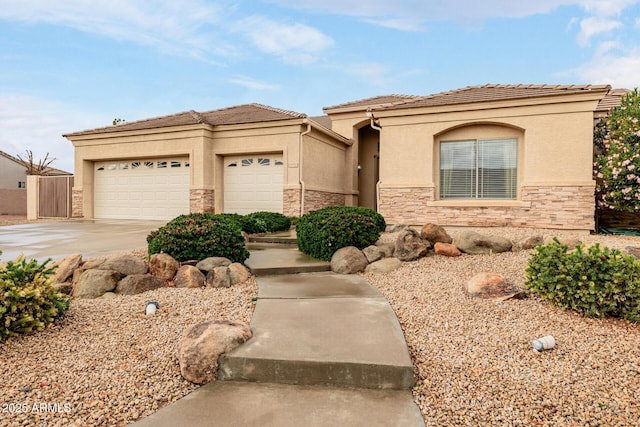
[
  {"left": 94, "top": 158, "right": 190, "bottom": 220},
  {"left": 224, "top": 155, "right": 284, "bottom": 214}
]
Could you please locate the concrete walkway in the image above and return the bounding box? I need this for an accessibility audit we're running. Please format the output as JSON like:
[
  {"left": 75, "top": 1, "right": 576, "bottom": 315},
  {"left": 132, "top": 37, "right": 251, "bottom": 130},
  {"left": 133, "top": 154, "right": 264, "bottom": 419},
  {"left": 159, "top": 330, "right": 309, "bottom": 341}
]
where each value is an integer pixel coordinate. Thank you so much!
[{"left": 134, "top": 242, "right": 425, "bottom": 426}]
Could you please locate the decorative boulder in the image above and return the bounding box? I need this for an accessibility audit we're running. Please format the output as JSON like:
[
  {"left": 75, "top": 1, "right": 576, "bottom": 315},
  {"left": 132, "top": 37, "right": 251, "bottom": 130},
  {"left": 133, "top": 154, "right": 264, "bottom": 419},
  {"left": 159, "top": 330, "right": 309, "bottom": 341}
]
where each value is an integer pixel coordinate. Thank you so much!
[
  {"left": 466, "top": 272, "right": 525, "bottom": 299},
  {"left": 626, "top": 246, "right": 640, "bottom": 259},
  {"left": 365, "top": 257, "right": 402, "bottom": 274},
  {"left": 206, "top": 267, "right": 231, "bottom": 288},
  {"left": 115, "top": 274, "right": 167, "bottom": 295},
  {"left": 53, "top": 282, "right": 73, "bottom": 295},
  {"left": 51, "top": 254, "right": 82, "bottom": 283},
  {"left": 196, "top": 257, "right": 232, "bottom": 273},
  {"left": 454, "top": 231, "right": 512, "bottom": 255},
  {"left": 434, "top": 242, "right": 462, "bottom": 257},
  {"left": 388, "top": 224, "right": 409, "bottom": 233},
  {"left": 362, "top": 245, "right": 385, "bottom": 263},
  {"left": 83, "top": 254, "right": 148, "bottom": 276},
  {"left": 514, "top": 235, "right": 544, "bottom": 251},
  {"left": 394, "top": 229, "right": 430, "bottom": 261},
  {"left": 228, "top": 263, "right": 251, "bottom": 285},
  {"left": 543, "top": 237, "right": 582, "bottom": 250},
  {"left": 73, "top": 269, "right": 121, "bottom": 299},
  {"left": 331, "top": 246, "right": 369, "bottom": 274},
  {"left": 376, "top": 243, "right": 395, "bottom": 258},
  {"left": 179, "top": 319, "right": 252, "bottom": 384},
  {"left": 174, "top": 265, "right": 205, "bottom": 288},
  {"left": 150, "top": 253, "right": 181, "bottom": 280},
  {"left": 421, "top": 223, "right": 452, "bottom": 245}
]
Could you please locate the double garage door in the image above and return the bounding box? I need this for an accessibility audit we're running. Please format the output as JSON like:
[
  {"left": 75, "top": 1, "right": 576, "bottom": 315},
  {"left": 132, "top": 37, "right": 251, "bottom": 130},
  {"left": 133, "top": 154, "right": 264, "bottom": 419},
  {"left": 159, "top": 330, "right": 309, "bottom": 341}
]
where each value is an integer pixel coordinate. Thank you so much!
[
  {"left": 93, "top": 154, "right": 284, "bottom": 220},
  {"left": 94, "top": 157, "right": 190, "bottom": 220}
]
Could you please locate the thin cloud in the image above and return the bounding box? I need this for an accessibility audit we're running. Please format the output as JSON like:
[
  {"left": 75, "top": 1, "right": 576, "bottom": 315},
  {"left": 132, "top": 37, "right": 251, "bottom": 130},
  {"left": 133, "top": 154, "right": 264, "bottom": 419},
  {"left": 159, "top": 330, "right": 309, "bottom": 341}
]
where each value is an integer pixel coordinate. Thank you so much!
[
  {"left": 0, "top": 0, "right": 235, "bottom": 60},
  {"left": 0, "top": 95, "right": 109, "bottom": 172},
  {"left": 577, "top": 17, "right": 622, "bottom": 46},
  {"left": 232, "top": 16, "right": 333, "bottom": 65},
  {"left": 228, "top": 76, "right": 280, "bottom": 90},
  {"left": 566, "top": 43, "right": 640, "bottom": 89}
]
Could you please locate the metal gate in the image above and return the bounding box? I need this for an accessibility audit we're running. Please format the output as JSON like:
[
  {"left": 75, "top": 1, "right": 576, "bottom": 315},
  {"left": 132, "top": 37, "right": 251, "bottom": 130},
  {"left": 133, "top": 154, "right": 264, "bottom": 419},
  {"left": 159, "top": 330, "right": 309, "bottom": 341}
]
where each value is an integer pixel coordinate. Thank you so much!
[{"left": 37, "top": 176, "right": 74, "bottom": 218}]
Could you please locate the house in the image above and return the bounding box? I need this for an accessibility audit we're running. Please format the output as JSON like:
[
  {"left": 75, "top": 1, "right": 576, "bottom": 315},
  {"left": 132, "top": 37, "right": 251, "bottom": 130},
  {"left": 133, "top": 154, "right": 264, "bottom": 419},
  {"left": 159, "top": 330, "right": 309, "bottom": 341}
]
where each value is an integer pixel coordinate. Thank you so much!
[
  {"left": 65, "top": 84, "right": 618, "bottom": 231},
  {"left": 0, "top": 151, "right": 28, "bottom": 215}
]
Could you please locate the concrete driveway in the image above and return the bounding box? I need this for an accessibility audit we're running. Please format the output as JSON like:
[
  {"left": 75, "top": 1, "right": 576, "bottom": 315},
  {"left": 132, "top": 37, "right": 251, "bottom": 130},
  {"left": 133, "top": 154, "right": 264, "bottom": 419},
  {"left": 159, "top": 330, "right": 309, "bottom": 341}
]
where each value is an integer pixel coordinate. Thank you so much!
[{"left": 0, "top": 219, "right": 167, "bottom": 263}]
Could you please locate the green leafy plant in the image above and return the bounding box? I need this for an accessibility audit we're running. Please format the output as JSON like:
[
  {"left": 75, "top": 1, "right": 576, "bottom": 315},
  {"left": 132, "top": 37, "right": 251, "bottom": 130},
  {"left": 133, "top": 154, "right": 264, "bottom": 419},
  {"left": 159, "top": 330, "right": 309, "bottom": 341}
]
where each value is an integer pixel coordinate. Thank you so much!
[
  {"left": 594, "top": 88, "right": 640, "bottom": 212},
  {"left": 296, "top": 206, "right": 386, "bottom": 261},
  {"left": 0, "top": 256, "right": 70, "bottom": 341},
  {"left": 243, "top": 211, "right": 291, "bottom": 233},
  {"left": 525, "top": 239, "right": 640, "bottom": 322},
  {"left": 147, "top": 213, "right": 249, "bottom": 263}
]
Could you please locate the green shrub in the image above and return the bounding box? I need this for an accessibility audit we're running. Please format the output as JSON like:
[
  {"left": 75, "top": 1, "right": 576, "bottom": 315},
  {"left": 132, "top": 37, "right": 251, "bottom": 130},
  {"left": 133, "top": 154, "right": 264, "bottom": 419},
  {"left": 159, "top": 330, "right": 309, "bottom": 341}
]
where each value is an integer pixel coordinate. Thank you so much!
[
  {"left": 244, "top": 211, "right": 291, "bottom": 233},
  {"left": 0, "top": 256, "right": 70, "bottom": 341},
  {"left": 147, "top": 213, "right": 249, "bottom": 263},
  {"left": 296, "top": 206, "right": 386, "bottom": 261},
  {"left": 217, "top": 213, "right": 268, "bottom": 235},
  {"left": 525, "top": 239, "right": 640, "bottom": 323}
]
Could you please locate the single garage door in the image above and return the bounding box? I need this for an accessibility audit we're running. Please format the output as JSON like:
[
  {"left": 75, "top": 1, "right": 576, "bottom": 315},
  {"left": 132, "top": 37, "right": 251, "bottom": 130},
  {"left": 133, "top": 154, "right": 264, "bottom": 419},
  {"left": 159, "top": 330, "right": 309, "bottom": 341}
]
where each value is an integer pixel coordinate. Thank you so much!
[
  {"left": 94, "top": 157, "right": 190, "bottom": 220},
  {"left": 224, "top": 155, "right": 283, "bottom": 214}
]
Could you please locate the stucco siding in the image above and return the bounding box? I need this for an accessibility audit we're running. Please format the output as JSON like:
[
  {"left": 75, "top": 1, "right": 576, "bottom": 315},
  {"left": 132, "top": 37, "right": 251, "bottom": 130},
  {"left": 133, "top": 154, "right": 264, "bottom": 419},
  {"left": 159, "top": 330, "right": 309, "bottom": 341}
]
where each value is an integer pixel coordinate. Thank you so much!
[
  {"left": 0, "top": 189, "right": 26, "bottom": 215},
  {"left": 0, "top": 157, "right": 27, "bottom": 189}
]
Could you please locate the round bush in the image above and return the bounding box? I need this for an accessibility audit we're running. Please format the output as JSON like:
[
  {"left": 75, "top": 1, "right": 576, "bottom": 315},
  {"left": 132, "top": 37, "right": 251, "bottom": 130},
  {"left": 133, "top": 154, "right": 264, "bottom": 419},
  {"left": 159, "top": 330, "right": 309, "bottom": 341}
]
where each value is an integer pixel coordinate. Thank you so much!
[
  {"left": 296, "top": 206, "right": 386, "bottom": 261},
  {"left": 147, "top": 213, "right": 249, "bottom": 263},
  {"left": 244, "top": 211, "right": 291, "bottom": 233}
]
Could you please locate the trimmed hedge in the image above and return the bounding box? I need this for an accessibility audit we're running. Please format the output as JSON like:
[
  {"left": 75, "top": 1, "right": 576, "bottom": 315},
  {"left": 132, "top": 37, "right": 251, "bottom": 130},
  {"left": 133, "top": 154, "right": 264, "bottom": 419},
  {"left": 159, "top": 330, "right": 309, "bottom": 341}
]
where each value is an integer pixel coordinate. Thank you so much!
[
  {"left": 1, "top": 256, "right": 70, "bottom": 341},
  {"left": 147, "top": 213, "right": 249, "bottom": 263},
  {"left": 525, "top": 239, "right": 640, "bottom": 323},
  {"left": 296, "top": 206, "right": 386, "bottom": 261},
  {"left": 244, "top": 211, "right": 291, "bottom": 233}
]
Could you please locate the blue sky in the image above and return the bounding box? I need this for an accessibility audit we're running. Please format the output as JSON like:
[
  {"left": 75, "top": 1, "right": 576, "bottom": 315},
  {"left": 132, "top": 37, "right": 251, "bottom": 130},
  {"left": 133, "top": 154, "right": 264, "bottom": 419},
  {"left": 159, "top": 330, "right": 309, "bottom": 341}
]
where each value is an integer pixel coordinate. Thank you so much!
[{"left": 1, "top": 0, "right": 639, "bottom": 173}]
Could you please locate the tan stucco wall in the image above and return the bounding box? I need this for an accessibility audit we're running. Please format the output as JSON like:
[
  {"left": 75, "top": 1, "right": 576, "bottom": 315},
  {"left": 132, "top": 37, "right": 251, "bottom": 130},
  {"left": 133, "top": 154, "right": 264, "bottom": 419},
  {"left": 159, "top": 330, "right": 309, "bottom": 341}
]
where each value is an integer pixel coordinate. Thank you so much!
[
  {"left": 68, "top": 120, "right": 352, "bottom": 218},
  {"left": 0, "top": 156, "right": 27, "bottom": 189},
  {"left": 326, "top": 93, "right": 605, "bottom": 230}
]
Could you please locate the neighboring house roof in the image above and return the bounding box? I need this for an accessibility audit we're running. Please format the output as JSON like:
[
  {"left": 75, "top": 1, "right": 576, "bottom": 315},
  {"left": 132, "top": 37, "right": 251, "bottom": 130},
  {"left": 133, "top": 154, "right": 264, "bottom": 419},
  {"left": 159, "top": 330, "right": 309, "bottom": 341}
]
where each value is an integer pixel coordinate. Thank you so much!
[
  {"left": 595, "top": 88, "right": 628, "bottom": 113},
  {"left": 309, "top": 115, "right": 332, "bottom": 129},
  {"left": 0, "top": 150, "right": 71, "bottom": 176},
  {"left": 374, "top": 84, "right": 612, "bottom": 111},
  {"left": 65, "top": 103, "right": 308, "bottom": 137}
]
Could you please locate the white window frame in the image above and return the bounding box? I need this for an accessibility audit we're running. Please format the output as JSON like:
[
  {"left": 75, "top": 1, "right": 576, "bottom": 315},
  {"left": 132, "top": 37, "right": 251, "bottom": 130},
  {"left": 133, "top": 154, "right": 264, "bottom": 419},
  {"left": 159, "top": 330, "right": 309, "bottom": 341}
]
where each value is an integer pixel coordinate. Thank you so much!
[{"left": 439, "top": 138, "right": 518, "bottom": 200}]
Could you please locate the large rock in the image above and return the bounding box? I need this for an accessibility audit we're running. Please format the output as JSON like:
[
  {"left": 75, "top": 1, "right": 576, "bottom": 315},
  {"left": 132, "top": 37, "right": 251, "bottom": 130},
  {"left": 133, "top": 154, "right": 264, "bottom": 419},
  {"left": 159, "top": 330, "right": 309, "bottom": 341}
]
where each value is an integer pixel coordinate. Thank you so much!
[
  {"left": 434, "top": 242, "right": 461, "bottom": 257},
  {"left": 376, "top": 243, "right": 395, "bottom": 258},
  {"left": 149, "top": 253, "right": 180, "bottom": 280},
  {"left": 466, "top": 272, "right": 525, "bottom": 299},
  {"left": 387, "top": 224, "right": 409, "bottom": 233},
  {"left": 365, "top": 257, "right": 402, "bottom": 274},
  {"left": 454, "top": 231, "right": 512, "bottom": 255},
  {"left": 196, "top": 257, "right": 232, "bottom": 273},
  {"left": 394, "top": 229, "right": 430, "bottom": 261},
  {"left": 362, "top": 245, "right": 385, "bottom": 263},
  {"left": 421, "top": 223, "right": 452, "bottom": 245},
  {"left": 83, "top": 254, "right": 148, "bottom": 276},
  {"left": 206, "top": 267, "right": 231, "bottom": 288},
  {"left": 331, "top": 246, "right": 369, "bottom": 274},
  {"left": 543, "top": 236, "right": 582, "bottom": 250},
  {"left": 178, "top": 319, "right": 252, "bottom": 384},
  {"left": 53, "top": 282, "right": 73, "bottom": 295},
  {"left": 73, "top": 269, "right": 121, "bottom": 299},
  {"left": 51, "top": 254, "right": 82, "bottom": 283},
  {"left": 174, "top": 265, "right": 205, "bottom": 288},
  {"left": 228, "top": 263, "right": 251, "bottom": 285},
  {"left": 514, "top": 235, "right": 543, "bottom": 251},
  {"left": 115, "top": 274, "right": 167, "bottom": 295}
]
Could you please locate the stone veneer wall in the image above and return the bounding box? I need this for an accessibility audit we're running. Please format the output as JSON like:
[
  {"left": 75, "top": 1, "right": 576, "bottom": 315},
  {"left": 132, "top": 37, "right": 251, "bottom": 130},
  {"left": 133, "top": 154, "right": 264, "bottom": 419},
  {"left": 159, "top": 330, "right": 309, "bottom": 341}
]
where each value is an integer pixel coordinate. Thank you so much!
[
  {"left": 378, "top": 185, "right": 595, "bottom": 230},
  {"left": 189, "top": 189, "right": 215, "bottom": 213},
  {"left": 283, "top": 189, "right": 301, "bottom": 217},
  {"left": 303, "top": 189, "right": 346, "bottom": 214},
  {"left": 72, "top": 190, "right": 83, "bottom": 218}
]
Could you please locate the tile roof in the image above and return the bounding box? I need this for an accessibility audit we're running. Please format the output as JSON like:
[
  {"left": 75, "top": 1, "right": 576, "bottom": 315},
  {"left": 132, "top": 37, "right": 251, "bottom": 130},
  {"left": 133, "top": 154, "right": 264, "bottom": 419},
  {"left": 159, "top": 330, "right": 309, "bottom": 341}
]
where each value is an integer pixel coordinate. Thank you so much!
[
  {"left": 64, "top": 103, "right": 307, "bottom": 137},
  {"left": 309, "top": 115, "right": 332, "bottom": 129},
  {"left": 375, "top": 84, "right": 612, "bottom": 111},
  {"left": 595, "top": 88, "right": 629, "bottom": 112},
  {"left": 323, "top": 95, "right": 423, "bottom": 112}
]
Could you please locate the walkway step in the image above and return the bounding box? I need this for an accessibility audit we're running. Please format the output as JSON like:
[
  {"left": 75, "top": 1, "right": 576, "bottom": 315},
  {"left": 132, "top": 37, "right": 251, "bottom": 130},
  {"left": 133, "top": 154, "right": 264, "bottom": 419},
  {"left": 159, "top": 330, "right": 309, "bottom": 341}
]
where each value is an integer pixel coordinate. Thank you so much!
[
  {"left": 244, "top": 247, "right": 330, "bottom": 275},
  {"left": 132, "top": 382, "right": 425, "bottom": 427},
  {"left": 219, "top": 273, "right": 415, "bottom": 390}
]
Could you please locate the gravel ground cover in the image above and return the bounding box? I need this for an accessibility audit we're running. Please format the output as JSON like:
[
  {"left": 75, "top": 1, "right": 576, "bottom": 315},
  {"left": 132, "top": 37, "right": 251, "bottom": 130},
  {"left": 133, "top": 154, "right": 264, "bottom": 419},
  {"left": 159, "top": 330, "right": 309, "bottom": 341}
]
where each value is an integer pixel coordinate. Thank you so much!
[
  {"left": 364, "top": 227, "right": 640, "bottom": 427},
  {"left": 0, "top": 281, "right": 257, "bottom": 427}
]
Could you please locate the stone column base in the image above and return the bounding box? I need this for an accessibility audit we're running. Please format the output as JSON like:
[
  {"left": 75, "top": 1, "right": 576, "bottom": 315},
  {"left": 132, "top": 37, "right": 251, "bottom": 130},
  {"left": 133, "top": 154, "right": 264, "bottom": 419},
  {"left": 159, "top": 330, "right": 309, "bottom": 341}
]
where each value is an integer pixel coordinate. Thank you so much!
[{"left": 190, "top": 189, "right": 215, "bottom": 213}]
